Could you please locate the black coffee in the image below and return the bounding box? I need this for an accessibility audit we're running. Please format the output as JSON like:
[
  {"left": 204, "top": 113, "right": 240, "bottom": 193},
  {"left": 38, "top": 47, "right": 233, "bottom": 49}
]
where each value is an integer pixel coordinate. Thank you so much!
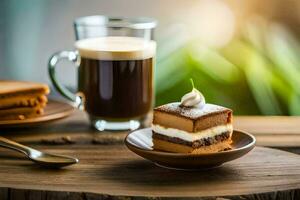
[
  {"left": 76, "top": 37, "right": 155, "bottom": 120},
  {"left": 78, "top": 58, "right": 153, "bottom": 119}
]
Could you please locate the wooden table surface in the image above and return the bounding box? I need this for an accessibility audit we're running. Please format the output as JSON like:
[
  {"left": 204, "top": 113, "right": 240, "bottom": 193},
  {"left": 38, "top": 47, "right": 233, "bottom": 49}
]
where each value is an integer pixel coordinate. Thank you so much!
[{"left": 0, "top": 110, "right": 299, "bottom": 200}]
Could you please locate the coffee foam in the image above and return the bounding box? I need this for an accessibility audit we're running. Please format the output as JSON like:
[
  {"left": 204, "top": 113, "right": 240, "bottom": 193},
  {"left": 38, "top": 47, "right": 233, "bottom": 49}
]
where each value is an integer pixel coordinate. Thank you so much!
[{"left": 75, "top": 36, "right": 156, "bottom": 60}]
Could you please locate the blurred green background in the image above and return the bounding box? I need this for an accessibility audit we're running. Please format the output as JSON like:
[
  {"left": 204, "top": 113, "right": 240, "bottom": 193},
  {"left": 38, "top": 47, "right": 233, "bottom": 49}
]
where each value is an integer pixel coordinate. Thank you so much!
[
  {"left": 0, "top": 0, "right": 299, "bottom": 115},
  {"left": 156, "top": 20, "right": 300, "bottom": 115}
]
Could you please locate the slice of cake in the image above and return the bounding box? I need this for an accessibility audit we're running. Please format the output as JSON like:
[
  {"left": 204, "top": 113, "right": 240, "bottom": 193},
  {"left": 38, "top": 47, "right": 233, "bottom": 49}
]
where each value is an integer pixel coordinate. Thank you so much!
[
  {"left": 0, "top": 80, "right": 50, "bottom": 120},
  {"left": 152, "top": 85, "right": 233, "bottom": 154}
]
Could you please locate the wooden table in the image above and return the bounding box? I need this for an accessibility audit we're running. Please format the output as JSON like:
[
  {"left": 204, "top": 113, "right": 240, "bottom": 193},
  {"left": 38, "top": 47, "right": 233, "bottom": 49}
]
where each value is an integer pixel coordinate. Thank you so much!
[{"left": 0, "top": 110, "right": 299, "bottom": 200}]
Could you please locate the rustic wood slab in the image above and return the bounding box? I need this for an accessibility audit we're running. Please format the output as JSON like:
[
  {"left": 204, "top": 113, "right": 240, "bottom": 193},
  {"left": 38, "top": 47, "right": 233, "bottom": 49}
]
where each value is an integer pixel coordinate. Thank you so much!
[
  {"left": 0, "top": 111, "right": 300, "bottom": 199},
  {"left": 0, "top": 145, "right": 299, "bottom": 199}
]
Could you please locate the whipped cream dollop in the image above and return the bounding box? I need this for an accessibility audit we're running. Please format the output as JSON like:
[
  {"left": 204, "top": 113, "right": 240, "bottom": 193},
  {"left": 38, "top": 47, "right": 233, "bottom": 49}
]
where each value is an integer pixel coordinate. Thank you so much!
[{"left": 180, "top": 88, "right": 206, "bottom": 108}]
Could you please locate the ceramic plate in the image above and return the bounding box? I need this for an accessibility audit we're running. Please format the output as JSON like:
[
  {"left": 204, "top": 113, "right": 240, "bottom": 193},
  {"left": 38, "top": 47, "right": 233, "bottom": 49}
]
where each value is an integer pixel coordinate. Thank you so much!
[
  {"left": 0, "top": 99, "right": 74, "bottom": 128},
  {"left": 125, "top": 128, "right": 256, "bottom": 170}
]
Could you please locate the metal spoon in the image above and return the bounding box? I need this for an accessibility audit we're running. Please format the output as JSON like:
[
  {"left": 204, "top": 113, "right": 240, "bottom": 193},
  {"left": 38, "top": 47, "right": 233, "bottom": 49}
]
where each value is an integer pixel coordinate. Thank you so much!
[{"left": 0, "top": 136, "right": 78, "bottom": 168}]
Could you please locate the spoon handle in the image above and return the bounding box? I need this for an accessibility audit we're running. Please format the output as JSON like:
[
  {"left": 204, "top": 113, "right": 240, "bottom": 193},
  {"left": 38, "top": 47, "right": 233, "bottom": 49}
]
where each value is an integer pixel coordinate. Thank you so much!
[{"left": 0, "top": 136, "right": 32, "bottom": 156}]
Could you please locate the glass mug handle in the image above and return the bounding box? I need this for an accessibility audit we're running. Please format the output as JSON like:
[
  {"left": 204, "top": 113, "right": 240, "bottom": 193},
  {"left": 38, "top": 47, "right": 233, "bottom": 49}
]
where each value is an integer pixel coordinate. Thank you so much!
[{"left": 48, "top": 50, "right": 83, "bottom": 109}]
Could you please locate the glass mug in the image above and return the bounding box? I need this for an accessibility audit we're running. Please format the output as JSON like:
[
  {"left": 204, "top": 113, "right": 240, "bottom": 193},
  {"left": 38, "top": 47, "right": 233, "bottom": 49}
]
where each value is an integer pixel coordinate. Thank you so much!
[{"left": 48, "top": 16, "right": 157, "bottom": 131}]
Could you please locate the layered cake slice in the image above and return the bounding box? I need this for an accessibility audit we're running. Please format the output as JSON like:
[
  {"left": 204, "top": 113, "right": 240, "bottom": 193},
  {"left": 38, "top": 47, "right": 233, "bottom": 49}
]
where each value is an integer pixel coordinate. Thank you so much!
[
  {"left": 0, "top": 80, "right": 50, "bottom": 120},
  {"left": 152, "top": 86, "right": 233, "bottom": 154}
]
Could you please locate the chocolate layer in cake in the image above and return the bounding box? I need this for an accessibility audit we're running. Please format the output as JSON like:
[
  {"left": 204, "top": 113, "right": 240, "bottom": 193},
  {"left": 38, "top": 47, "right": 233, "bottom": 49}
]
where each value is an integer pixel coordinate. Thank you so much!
[{"left": 152, "top": 131, "right": 230, "bottom": 148}]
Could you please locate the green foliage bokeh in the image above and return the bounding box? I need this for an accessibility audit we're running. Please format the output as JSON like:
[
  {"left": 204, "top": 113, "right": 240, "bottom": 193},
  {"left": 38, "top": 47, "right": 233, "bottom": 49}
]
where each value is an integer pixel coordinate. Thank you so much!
[{"left": 155, "top": 23, "right": 300, "bottom": 115}]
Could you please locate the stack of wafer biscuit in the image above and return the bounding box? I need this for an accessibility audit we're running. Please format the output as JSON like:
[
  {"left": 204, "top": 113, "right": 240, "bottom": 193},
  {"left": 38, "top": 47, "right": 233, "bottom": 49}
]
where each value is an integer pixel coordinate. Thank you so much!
[{"left": 0, "top": 80, "right": 50, "bottom": 120}]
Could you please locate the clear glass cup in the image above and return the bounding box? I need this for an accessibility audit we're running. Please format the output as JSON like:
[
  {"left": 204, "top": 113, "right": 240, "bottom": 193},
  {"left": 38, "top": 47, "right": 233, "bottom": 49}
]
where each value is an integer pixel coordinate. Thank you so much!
[{"left": 48, "top": 16, "right": 157, "bottom": 131}]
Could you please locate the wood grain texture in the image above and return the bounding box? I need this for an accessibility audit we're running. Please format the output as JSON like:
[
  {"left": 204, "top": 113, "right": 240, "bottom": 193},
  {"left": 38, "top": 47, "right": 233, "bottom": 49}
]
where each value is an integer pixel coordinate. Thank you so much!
[
  {"left": 0, "top": 111, "right": 300, "bottom": 199},
  {"left": 0, "top": 146, "right": 299, "bottom": 199},
  {"left": 234, "top": 116, "right": 300, "bottom": 147}
]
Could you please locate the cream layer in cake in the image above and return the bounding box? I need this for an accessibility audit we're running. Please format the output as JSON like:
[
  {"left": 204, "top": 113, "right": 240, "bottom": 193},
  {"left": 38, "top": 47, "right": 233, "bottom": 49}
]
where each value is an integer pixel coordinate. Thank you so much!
[{"left": 152, "top": 124, "right": 233, "bottom": 142}]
